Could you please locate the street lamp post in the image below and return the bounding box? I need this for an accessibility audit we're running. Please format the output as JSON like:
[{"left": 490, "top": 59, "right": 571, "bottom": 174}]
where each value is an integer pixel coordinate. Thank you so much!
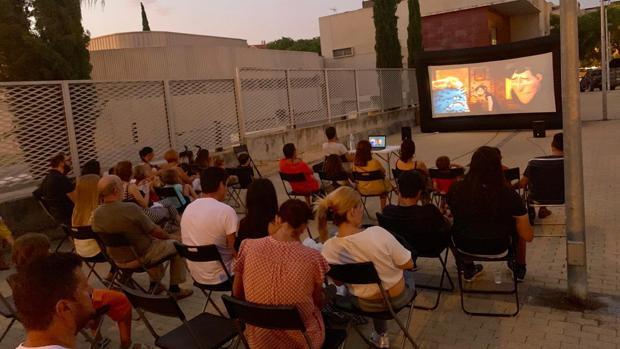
[{"left": 601, "top": 0, "right": 609, "bottom": 121}]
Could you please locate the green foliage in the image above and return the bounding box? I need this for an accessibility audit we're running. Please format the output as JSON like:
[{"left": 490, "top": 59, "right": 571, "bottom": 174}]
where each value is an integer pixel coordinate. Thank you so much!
[
  {"left": 373, "top": 0, "right": 402, "bottom": 68},
  {"left": 265, "top": 37, "right": 321, "bottom": 54},
  {"left": 407, "top": 0, "right": 422, "bottom": 68},
  {"left": 141, "top": 2, "right": 151, "bottom": 31},
  {"left": 0, "top": 0, "right": 91, "bottom": 81},
  {"left": 550, "top": 13, "right": 560, "bottom": 35}
]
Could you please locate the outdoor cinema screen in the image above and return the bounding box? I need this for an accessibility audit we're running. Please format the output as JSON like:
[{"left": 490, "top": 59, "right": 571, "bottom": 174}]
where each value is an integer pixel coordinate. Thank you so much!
[{"left": 428, "top": 53, "right": 556, "bottom": 118}]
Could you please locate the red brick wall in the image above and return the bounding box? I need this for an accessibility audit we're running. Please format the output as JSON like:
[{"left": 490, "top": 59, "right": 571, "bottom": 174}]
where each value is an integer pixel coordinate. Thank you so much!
[{"left": 421, "top": 7, "right": 493, "bottom": 51}]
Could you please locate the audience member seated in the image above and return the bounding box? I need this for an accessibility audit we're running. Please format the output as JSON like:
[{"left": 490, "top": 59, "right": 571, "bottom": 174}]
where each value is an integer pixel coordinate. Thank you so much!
[
  {"left": 394, "top": 139, "right": 428, "bottom": 176},
  {"left": 352, "top": 140, "right": 392, "bottom": 210},
  {"left": 322, "top": 126, "right": 351, "bottom": 161},
  {"left": 11, "top": 235, "right": 147, "bottom": 349},
  {"left": 279, "top": 143, "right": 320, "bottom": 206},
  {"left": 233, "top": 199, "right": 329, "bottom": 349},
  {"left": 317, "top": 187, "right": 414, "bottom": 348},
  {"left": 116, "top": 161, "right": 180, "bottom": 233},
  {"left": 35, "top": 153, "right": 75, "bottom": 226},
  {"left": 518, "top": 132, "right": 564, "bottom": 219},
  {"left": 432, "top": 156, "right": 463, "bottom": 195},
  {"left": 92, "top": 175, "right": 192, "bottom": 298},
  {"left": 160, "top": 168, "right": 198, "bottom": 208},
  {"left": 323, "top": 154, "right": 352, "bottom": 193},
  {"left": 448, "top": 146, "right": 534, "bottom": 281},
  {"left": 234, "top": 178, "right": 279, "bottom": 251},
  {"left": 181, "top": 167, "right": 238, "bottom": 286},
  {"left": 139, "top": 146, "right": 158, "bottom": 172},
  {"left": 159, "top": 149, "right": 194, "bottom": 185},
  {"left": 383, "top": 171, "right": 451, "bottom": 251},
  {"left": 133, "top": 164, "right": 161, "bottom": 204},
  {"left": 11, "top": 252, "right": 96, "bottom": 349},
  {"left": 71, "top": 159, "right": 103, "bottom": 257}
]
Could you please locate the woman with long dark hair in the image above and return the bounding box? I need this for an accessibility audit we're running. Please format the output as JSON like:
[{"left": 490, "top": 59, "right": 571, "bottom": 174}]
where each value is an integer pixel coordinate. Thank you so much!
[
  {"left": 448, "top": 146, "right": 533, "bottom": 281},
  {"left": 353, "top": 140, "right": 392, "bottom": 210},
  {"left": 234, "top": 178, "right": 279, "bottom": 251}
]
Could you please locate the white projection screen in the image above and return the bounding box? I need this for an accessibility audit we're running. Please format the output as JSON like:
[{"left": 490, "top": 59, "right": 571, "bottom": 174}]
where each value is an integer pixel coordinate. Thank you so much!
[{"left": 428, "top": 52, "right": 556, "bottom": 118}]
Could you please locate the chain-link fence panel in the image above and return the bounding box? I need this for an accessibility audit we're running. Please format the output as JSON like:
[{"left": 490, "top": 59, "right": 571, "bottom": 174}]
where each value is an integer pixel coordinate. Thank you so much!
[
  {"left": 239, "top": 69, "right": 290, "bottom": 134},
  {"left": 356, "top": 69, "right": 382, "bottom": 112},
  {"left": 170, "top": 79, "right": 240, "bottom": 151},
  {"left": 0, "top": 83, "right": 71, "bottom": 193},
  {"left": 288, "top": 70, "right": 328, "bottom": 128},
  {"left": 69, "top": 81, "right": 171, "bottom": 171},
  {"left": 326, "top": 70, "right": 357, "bottom": 118},
  {"left": 379, "top": 69, "right": 404, "bottom": 110}
]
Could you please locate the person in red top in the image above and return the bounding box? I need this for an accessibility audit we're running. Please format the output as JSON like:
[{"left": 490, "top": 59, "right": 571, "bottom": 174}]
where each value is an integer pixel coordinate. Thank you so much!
[
  {"left": 432, "top": 156, "right": 463, "bottom": 194},
  {"left": 233, "top": 199, "right": 329, "bottom": 349},
  {"left": 278, "top": 143, "right": 320, "bottom": 206}
]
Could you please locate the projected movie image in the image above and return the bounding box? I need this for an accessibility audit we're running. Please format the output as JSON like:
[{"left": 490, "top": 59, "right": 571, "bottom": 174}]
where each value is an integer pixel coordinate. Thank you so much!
[{"left": 429, "top": 53, "right": 556, "bottom": 118}]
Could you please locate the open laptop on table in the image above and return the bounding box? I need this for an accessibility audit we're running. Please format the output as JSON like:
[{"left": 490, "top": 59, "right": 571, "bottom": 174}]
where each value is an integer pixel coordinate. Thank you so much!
[{"left": 368, "top": 135, "right": 387, "bottom": 151}]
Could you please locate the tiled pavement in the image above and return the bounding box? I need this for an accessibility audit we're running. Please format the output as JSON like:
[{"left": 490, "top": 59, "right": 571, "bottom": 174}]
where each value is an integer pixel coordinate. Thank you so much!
[{"left": 1, "top": 120, "right": 620, "bottom": 349}]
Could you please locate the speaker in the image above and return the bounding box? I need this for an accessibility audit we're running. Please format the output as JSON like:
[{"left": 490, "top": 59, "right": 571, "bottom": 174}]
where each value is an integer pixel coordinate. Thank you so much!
[
  {"left": 401, "top": 126, "right": 412, "bottom": 141},
  {"left": 532, "top": 121, "right": 546, "bottom": 138}
]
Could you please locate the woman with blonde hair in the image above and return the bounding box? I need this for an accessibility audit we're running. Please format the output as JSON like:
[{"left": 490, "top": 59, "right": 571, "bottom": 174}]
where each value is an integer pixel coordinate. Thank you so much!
[
  {"left": 71, "top": 159, "right": 103, "bottom": 258},
  {"left": 316, "top": 186, "right": 414, "bottom": 348}
]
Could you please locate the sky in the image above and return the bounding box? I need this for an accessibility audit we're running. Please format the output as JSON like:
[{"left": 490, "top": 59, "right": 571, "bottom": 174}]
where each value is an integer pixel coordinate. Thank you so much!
[{"left": 81, "top": 0, "right": 604, "bottom": 44}]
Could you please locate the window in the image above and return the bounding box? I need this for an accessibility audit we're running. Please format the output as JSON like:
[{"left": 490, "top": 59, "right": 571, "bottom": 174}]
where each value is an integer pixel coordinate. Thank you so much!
[{"left": 333, "top": 47, "right": 354, "bottom": 58}]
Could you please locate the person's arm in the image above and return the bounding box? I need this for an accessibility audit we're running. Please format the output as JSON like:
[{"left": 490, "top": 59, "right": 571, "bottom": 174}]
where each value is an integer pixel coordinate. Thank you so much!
[
  {"left": 232, "top": 242, "right": 246, "bottom": 299},
  {"left": 487, "top": 95, "right": 494, "bottom": 111},
  {"left": 129, "top": 184, "right": 149, "bottom": 208},
  {"left": 518, "top": 176, "right": 529, "bottom": 189},
  {"left": 514, "top": 215, "right": 534, "bottom": 242},
  {"left": 149, "top": 226, "right": 176, "bottom": 240},
  {"left": 224, "top": 207, "right": 238, "bottom": 253},
  {"left": 64, "top": 176, "right": 77, "bottom": 203},
  {"left": 176, "top": 167, "right": 193, "bottom": 185}
]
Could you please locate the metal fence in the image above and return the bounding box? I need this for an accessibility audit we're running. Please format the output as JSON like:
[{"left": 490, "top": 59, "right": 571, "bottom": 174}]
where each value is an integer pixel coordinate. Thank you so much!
[{"left": 0, "top": 68, "right": 416, "bottom": 195}]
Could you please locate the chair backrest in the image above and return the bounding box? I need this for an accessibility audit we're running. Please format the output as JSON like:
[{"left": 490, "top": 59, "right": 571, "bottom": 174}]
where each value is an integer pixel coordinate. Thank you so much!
[
  {"left": 279, "top": 172, "right": 307, "bottom": 183},
  {"left": 234, "top": 144, "right": 262, "bottom": 178},
  {"left": 375, "top": 213, "right": 416, "bottom": 250},
  {"left": 73, "top": 226, "right": 98, "bottom": 241},
  {"left": 174, "top": 242, "right": 222, "bottom": 263},
  {"left": 225, "top": 167, "right": 254, "bottom": 188},
  {"left": 351, "top": 170, "right": 384, "bottom": 182},
  {"left": 94, "top": 231, "right": 132, "bottom": 248},
  {"left": 312, "top": 162, "right": 324, "bottom": 174},
  {"left": 527, "top": 157, "right": 564, "bottom": 203},
  {"left": 429, "top": 167, "right": 464, "bottom": 180},
  {"left": 327, "top": 262, "right": 381, "bottom": 285},
  {"left": 222, "top": 295, "right": 306, "bottom": 331},
  {"left": 120, "top": 285, "right": 186, "bottom": 320},
  {"left": 503, "top": 167, "right": 520, "bottom": 183}
]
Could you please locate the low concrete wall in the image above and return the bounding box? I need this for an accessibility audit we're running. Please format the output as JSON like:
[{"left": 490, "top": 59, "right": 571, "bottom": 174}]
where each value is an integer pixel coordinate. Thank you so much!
[{"left": 245, "top": 107, "right": 417, "bottom": 162}]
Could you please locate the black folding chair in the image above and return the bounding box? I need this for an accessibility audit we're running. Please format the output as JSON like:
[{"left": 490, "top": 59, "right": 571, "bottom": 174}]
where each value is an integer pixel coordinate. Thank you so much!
[
  {"left": 70, "top": 226, "right": 111, "bottom": 287},
  {"left": 93, "top": 231, "right": 172, "bottom": 294},
  {"left": 222, "top": 295, "right": 347, "bottom": 349},
  {"left": 233, "top": 144, "right": 262, "bottom": 178},
  {"left": 0, "top": 291, "right": 16, "bottom": 344},
  {"left": 121, "top": 285, "right": 237, "bottom": 349},
  {"left": 452, "top": 236, "right": 520, "bottom": 317},
  {"left": 376, "top": 213, "right": 454, "bottom": 310},
  {"left": 174, "top": 242, "right": 232, "bottom": 316},
  {"left": 524, "top": 157, "right": 565, "bottom": 225},
  {"left": 225, "top": 167, "right": 254, "bottom": 210},
  {"left": 351, "top": 170, "right": 392, "bottom": 218},
  {"left": 279, "top": 172, "right": 322, "bottom": 203},
  {"left": 32, "top": 191, "right": 74, "bottom": 252},
  {"left": 327, "top": 262, "right": 418, "bottom": 349},
  {"left": 154, "top": 186, "right": 190, "bottom": 214},
  {"left": 428, "top": 168, "right": 464, "bottom": 207}
]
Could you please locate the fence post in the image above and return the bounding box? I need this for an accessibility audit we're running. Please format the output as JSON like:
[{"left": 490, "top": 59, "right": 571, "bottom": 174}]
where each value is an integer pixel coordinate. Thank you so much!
[
  {"left": 324, "top": 69, "right": 332, "bottom": 123},
  {"left": 354, "top": 69, "right": 361, "bottom": 114},
  {"left": 285, "top": 70, "right": 294, "bottom": 128},
  {"left": 378, "top": 69, "right": 384, "bottom": 111},
  {"left": 162, "top": 80, "right": 177, "bottom": 150},
  {"left": 234, "top": 67, "right": 247, "bottom": 144},
  {"left": 60, "top": 82, "right": 81, "bottom": 176}
]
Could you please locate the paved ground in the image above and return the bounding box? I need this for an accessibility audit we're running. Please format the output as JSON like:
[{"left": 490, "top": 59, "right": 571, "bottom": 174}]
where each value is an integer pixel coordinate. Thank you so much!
[{"left": 2, "top": 119, "right": 620, "bottom": 349}]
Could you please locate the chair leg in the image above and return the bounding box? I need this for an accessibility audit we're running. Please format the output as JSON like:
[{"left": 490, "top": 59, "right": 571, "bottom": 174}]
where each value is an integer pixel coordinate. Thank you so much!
[
  {"left": 0, "top": 318, "right": 16, "bottom": 343},
  {"left": 400, "top": 306, "right": 416, "bottom": 349},
  {"left": 201, "top": 289, "right": 213, "bottom": 313},
  {"left": 414, "top": 250, "right": 454, "bottom": 311},
  {"left": 361, "top": 197, "right": 371, "bottom": 218},
  {"left": 388, "top": 305, "right": 418, "bottom": 349}
]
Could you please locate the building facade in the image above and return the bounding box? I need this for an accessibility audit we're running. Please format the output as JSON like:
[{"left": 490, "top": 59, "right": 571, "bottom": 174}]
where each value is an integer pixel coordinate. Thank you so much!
[{"left": 320, "top": 0, "right": 552, "bottom": 68}]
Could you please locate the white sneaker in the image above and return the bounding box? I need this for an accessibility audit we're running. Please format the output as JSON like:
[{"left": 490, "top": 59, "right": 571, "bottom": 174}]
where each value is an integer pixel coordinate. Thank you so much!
[{"left": 370, "top": 331, "right": 390, "bottom": 348}]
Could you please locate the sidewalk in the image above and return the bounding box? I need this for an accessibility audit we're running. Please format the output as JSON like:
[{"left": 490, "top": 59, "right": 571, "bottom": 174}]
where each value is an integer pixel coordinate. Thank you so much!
[{"left": 1, "top": 120, "right": 619, "bottom": 348}]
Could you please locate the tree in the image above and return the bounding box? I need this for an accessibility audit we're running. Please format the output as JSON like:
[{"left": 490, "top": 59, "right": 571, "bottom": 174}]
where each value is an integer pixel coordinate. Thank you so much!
[
  {"left": 407, "top": 0, "right": 422, "bottom": 68},
  {"left": 266, "top": 37, "right": 321, "bottom": 54},
  {"left": 373, "top": 0, "right": 402, "bottom": 68},
  {"left": 141, "top": 2, "right": 151, "bottom": 31}
]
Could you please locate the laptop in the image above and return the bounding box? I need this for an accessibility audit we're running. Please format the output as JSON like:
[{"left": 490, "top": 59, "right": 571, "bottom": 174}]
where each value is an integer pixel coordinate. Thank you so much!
[{"left": 368, "top": 135, "right": 387, "bottom": 151}]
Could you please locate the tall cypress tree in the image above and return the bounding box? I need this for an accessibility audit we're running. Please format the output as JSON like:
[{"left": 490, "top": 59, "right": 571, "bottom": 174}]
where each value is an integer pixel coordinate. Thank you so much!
[
  {"left": 407, "top": 0, "right": 422, "bottom": 68},
  {"left": 141, "top": 2, "right": 151, "bottom": 31},
  {"left": 373, "top": 0, "right": 402, "bottom": 68}
]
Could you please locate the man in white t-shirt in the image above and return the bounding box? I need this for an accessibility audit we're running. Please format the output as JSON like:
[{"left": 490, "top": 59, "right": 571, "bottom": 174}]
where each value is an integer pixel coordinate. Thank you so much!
[
  {"left": 322, "top": 126, "right": 350, "bottom": 157},
  {"left": 181, "top": 167, "right": 238, "bottom": 285},
  {"left": 13, "top": 253, "right": 95, "bottom": 349}
]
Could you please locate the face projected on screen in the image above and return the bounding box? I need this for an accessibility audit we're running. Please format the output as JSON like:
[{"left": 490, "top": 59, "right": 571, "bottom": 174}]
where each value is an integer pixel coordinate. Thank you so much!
[{"left": 510, "top": 69, "right": 543, "bottom": 105}]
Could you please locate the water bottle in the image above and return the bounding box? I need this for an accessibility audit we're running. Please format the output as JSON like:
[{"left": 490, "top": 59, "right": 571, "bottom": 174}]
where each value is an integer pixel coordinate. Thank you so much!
[{"left": 348, "top": 134, "right": 355, "bottom": 151}]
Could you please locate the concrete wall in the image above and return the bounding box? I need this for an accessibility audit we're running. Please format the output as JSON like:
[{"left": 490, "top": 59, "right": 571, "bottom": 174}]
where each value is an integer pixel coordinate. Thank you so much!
[
  {"left": 422, "top": 7, "right": 492, "bottom": 51},
  {"left": 90, "top": 46, "right": 323, "bottom": 80},
  {"left": 89, "top": 31, "right": 248, "bottom": 51},
  {"left": 245, "top": 108, "right": 417, "bottom": 162}
]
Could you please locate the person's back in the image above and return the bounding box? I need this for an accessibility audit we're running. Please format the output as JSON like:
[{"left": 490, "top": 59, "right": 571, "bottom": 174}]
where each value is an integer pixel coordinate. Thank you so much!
[
  {"left": 322, "top": 126, "right": 348, "bottom": 157},
  {"left": 38, "top": 154, "right": 74, "bottom": 225},
  {"left": 279, "top": 143, "right": 319, "bottom": 194},
  {"left": 71, "top": 174, "right": 101, "bottom": 258},
  {"left": 353, "top": 158, "right": 386, "bottom": 195}
]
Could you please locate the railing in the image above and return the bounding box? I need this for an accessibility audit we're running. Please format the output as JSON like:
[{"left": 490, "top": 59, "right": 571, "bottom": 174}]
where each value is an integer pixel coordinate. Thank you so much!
[{"left": 0, "top": 68, "right": 416, "bottom": 196}]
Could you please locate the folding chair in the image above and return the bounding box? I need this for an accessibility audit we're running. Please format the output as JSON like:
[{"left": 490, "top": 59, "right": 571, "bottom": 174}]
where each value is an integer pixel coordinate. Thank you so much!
[
  {"left": 222, "top": 295, "right": 347, "bottom": 349},
  {"left": 32, "top": 191, "right": 73, "bottom": 252},
  {"left": 453, "top": 236, "right": 520, "bottom": 317},
  {"left": 503, "top": 167, "right": 520, "bottom": 187},
  {"left": 174, "top": 242, "right": 231, "bottom": 316},
  {"left": 376, "top": 213, "right": 454, "bottom": 310},
  {"left": 428, "top": 168, "right": 464, "bottom": 207},
  {"left": 154, "top": 186, "right": 189, "bottom": 214},
  {"left": 279, "top": 172, "right": 321, "bottom": 202},
  {"left": 0, "top": 291, "right": 16, "bottom": 344},
  {"left": 523, "top": 157, "right": 565, "bottom": 225},
  {"left": 70, "top": 226, "right": 112, "bottom": 287},
  {"left": 120, "top": 285, "right": 237, "bottom": 349},
  {"left": 350, "top": 170, "right": 392, "bottom": 218},
  {"left": 94, "top": 231, "right": 172, "bottom": 294},
  {"left": 225, "top": 167, "right": 254, "bottom": 210},
  {"left": 233, "top": 144, "right": 262, "bottom": 178},
  {"left": 327, "top": 262, "right": 418, "bottom": 349}
]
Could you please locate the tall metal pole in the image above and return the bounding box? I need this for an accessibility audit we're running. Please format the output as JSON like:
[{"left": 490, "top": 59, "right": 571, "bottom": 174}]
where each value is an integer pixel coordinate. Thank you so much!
[
  {"left": 561, "top": 0, "right": 588, "bottom": 303},
  {"left": 601, "top": 0, "right": 609, "bottom": 121}
]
